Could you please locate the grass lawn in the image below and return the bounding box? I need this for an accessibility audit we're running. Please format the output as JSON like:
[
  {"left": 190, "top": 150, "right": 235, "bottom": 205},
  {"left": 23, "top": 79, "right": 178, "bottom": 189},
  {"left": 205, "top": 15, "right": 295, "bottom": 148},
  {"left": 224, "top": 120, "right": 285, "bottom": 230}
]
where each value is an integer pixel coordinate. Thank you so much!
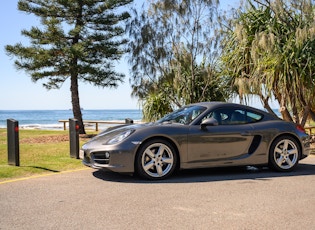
[{"left": 0, "top": 128, "right": 95, "bottom": 182}]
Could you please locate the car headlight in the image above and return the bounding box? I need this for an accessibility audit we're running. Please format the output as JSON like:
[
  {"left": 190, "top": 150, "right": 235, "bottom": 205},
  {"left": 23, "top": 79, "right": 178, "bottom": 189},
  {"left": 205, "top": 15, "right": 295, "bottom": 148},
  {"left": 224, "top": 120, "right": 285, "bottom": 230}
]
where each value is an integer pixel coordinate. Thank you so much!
[{"left": 106, "top": 129, "right": 135, "bottom": 145}]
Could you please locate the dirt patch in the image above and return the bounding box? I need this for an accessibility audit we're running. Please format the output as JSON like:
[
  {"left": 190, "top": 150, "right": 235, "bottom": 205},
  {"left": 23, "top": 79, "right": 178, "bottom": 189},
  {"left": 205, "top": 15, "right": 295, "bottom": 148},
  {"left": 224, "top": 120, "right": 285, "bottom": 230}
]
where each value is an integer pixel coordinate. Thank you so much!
[
  {"left": 20, "top": 135, "right": 69, "bottom": 144},
  {"left": 20, "top": 134, "right": 95, "bottom": 144}
]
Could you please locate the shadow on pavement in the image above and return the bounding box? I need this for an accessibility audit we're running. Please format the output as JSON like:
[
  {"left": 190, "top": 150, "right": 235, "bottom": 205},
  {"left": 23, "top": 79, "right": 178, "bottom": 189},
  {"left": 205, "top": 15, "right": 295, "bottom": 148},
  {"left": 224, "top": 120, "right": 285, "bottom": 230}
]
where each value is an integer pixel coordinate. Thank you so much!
[
  {"left": 92, "top": 161, "right": 315, "bottom": 184},
  {"left": 21, "top": 166, "right": 60, "bottom": 173}
]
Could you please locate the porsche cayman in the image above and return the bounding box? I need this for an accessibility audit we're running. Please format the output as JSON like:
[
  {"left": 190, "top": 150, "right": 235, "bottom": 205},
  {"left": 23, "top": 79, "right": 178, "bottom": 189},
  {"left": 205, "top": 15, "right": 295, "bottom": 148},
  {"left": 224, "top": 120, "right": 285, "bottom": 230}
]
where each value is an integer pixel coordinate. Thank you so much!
[{"left": 81, "top": 102, "right": 311, "bottom": 180}]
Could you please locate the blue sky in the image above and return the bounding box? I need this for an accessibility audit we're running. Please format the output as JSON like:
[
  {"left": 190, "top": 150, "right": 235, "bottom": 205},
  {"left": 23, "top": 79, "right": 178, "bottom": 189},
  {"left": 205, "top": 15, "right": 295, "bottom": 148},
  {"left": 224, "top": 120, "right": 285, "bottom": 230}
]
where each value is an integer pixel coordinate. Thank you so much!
[{"left": 0, "top": 0, "right": 241, "bottom": 110}]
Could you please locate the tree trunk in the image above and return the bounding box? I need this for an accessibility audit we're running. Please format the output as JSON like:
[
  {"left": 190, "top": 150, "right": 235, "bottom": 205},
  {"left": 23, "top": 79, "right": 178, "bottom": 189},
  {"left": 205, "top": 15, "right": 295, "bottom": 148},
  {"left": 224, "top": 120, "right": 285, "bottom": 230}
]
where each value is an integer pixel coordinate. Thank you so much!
[
  {"left": 274, "top": 91, "right": 293, "bottom": 122},
  {"left": 298, "top": 91, "right": 310, "bottom": 127},
  {"left": 70, "top": 1, "right": 85, "bottom": 134},
  {"left": 300, "top": 106, "right": 310, "bottom": 127},
  {"left": 291, "top": 97, "right": 300, "bottom": 124},
  {"left": 71, "top": 74, "right": 86, "bottom": 134},
  {"left": 279, "top": 107, "right": 293, "bottom": 122},
  {"left": 260, "top": 95, "right": 278, "bottom": 116},
  {"left": 309, "top": 110, "right": 315, "bottom": 122}
]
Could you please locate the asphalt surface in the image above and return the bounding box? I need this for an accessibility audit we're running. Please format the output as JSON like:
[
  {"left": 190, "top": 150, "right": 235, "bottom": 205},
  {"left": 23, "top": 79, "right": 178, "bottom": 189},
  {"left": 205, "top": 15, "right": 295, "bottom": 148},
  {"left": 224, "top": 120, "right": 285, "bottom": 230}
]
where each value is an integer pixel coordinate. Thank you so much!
[{"left": 1, "top": 156, "right": 315, "bottom": 230}]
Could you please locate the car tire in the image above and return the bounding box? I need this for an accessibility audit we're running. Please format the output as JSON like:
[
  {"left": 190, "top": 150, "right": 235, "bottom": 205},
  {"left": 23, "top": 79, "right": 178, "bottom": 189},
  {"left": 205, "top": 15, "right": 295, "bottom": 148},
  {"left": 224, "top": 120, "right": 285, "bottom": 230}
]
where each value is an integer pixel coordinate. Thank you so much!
[
  {"left": 269, "top": 135, "right": 300, "bottom": 172},
  {"left": 136, "top": 139, "right": 177, "bottom": 180}
]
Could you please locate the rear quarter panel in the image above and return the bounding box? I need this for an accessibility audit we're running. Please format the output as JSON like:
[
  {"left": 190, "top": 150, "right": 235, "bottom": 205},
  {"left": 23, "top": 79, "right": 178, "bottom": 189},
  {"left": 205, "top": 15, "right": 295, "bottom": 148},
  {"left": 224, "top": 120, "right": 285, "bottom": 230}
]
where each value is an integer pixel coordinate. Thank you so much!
[{"left": 251, "top": 120, "right": 309, "bottom": 158}]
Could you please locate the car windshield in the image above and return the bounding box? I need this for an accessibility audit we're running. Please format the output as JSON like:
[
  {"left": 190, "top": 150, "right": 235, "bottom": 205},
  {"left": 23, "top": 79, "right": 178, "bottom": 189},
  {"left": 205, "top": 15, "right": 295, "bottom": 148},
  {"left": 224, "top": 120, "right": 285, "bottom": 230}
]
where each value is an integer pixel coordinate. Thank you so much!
[{"left": 157, "top": 105, "right": 206, "bottom": 125}]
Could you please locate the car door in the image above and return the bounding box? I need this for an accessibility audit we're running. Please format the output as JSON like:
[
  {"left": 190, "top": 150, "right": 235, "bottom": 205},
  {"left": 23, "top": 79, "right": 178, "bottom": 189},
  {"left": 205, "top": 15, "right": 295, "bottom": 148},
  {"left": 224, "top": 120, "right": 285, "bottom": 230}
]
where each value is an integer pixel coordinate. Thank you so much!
[{"left": 187, "top": 108, "right": 255, "bottom": 163}]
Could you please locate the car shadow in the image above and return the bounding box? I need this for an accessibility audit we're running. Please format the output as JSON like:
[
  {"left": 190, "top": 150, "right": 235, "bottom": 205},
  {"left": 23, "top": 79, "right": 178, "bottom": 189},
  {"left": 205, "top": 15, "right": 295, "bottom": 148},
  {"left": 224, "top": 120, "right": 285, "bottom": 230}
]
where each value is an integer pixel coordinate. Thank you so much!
[{"left": 92, "top": 162, "right": 315, "bottom": 184}]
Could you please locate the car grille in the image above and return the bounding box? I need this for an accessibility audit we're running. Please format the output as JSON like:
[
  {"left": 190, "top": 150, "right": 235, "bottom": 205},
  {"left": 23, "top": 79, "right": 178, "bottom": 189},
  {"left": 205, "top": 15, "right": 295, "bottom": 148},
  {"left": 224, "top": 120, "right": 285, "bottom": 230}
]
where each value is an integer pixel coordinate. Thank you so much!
[{"left": 91, "top": 151, "right": 110, "bottom": 165}]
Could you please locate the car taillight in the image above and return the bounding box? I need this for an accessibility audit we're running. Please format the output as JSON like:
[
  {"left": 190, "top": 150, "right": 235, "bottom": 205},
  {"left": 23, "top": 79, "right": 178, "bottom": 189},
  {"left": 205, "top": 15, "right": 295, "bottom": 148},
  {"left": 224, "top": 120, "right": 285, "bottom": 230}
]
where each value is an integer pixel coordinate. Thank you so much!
[{"left": 296, "top": 125, "right": 306, "bottom": 133}]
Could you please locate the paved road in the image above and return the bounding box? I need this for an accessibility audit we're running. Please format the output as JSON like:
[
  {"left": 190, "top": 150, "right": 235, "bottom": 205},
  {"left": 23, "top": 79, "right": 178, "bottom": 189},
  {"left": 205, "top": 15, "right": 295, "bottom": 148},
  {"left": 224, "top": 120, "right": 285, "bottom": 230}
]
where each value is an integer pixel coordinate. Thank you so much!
[{"left": 1, "top": 156, "right": 315, "bottom": 230}]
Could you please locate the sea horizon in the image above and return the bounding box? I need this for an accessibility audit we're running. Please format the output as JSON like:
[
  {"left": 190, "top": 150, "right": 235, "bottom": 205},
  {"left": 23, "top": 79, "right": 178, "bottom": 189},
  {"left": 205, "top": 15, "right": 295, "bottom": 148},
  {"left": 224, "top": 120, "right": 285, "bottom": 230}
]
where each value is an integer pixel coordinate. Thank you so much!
[
  {"left": 0, "top": 107, "right": 281, "bottom": 130},
  {"left": 0, "top": 109, "right": 143, "bottom": 130}
]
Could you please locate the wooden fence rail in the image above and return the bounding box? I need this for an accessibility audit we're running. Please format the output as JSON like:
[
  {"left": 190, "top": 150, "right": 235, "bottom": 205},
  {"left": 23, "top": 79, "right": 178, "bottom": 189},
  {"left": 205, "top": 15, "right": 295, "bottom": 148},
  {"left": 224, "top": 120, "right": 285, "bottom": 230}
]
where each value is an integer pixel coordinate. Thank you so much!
[
  {"left": 59, "top": 119, "right": 135, "bottom": 131},
  {"left": 305, "top": 126, "right": 315, "bottom": 136},
  {"left": 58, "top": 120, "right": 315, "bottom": 135}
]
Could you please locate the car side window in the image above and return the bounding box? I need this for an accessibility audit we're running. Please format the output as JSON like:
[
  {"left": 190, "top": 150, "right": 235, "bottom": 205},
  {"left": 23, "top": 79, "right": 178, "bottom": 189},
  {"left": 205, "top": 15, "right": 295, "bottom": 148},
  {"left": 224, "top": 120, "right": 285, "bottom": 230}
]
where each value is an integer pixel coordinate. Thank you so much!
[
  {"left": 230, "top": 109, "right": 246, "bottom": 124},
  {"left": 202, "top": 109, "right": 231, "bottom": 125},
  {"left": 202, "top": 108, "right": 263, "bottom": 125},
  {"left": 246, "top": 111, "right": 263, "bottom": 123}
]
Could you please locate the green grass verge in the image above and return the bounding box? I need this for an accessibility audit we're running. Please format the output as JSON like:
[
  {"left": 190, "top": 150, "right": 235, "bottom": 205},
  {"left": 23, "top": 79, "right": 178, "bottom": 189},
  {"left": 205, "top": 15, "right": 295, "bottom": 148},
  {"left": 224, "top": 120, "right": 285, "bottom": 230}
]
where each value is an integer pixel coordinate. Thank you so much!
[{"left": 0, "top": 129, "right": 94, "bottom": 182}]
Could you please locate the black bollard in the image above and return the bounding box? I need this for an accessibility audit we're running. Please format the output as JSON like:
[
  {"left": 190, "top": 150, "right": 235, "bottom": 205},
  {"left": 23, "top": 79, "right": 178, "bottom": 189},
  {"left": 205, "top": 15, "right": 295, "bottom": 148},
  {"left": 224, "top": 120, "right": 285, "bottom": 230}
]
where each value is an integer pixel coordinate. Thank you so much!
[
  {"left": 69, "top": 118, "right": 80, "bottom": 159},
  {"left": 125, "top": 118, "right": 134, "bottom": 124},
  {"left": 7, "top": 119, "right": 20, "bottom": 166}
]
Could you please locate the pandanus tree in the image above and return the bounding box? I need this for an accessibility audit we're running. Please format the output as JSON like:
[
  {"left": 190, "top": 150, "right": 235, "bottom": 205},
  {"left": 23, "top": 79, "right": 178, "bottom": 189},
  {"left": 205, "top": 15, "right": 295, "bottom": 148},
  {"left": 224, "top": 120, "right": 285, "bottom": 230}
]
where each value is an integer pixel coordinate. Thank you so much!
[{"left": 220, "top": 0, "right": 315, "bottom": 126}]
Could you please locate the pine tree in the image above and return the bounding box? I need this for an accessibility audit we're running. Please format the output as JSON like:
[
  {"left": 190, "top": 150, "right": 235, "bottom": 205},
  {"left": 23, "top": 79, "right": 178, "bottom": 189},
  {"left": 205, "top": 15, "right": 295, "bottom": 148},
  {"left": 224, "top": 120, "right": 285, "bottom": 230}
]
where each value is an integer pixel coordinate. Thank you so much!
[{"left": 6, "top": 0, "right": 132, "bottom": 134}]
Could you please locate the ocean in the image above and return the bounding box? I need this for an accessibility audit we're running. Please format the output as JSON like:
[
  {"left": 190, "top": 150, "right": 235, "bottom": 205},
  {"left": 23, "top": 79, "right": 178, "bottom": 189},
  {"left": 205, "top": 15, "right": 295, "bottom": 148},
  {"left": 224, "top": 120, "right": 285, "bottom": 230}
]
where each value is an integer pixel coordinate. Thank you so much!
[
  {"left": 0, "top": 109, "right": 143, "bottom": 130},
  {"left": 0, "top": 108, "right": 281, "bottom": 130}
]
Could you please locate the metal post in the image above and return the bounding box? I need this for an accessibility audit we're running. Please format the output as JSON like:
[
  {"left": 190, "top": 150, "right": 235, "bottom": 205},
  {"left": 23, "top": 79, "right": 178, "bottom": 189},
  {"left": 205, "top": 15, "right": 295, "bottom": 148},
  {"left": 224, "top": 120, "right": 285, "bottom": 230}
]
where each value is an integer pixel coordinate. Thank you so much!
[
  {"left": 7, "top": 119, "right": 20, "bottom": 166},
  {"left": 69, "top": 118, "right": 79, "bottom": 159},
  {"left": 125, "top": 118, "right": 134, "bottom": 124}
]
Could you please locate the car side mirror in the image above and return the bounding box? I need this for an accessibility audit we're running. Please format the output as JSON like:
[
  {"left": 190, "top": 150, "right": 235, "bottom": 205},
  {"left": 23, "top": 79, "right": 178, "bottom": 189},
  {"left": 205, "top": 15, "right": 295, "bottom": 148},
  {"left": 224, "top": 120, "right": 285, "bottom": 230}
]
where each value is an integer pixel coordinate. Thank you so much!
[{"left": 200, "top": 118, "right": 219, "bottom": 129}]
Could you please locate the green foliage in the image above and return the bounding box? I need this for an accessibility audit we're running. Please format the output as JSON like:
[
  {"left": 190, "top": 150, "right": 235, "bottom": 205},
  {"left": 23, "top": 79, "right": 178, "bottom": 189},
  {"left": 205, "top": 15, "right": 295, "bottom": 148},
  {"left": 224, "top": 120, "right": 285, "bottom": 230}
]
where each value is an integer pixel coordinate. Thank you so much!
[
  {"left": 142, "top": 93, "right": 173, "bottom": 121},
  {"left": 220, "top": 0, "right": 315, "bottom": 125},
  {"left": 128, "top": 0, "right": 226, "bottom": 121},
  {"left": 6, "top": 0, "right": 132, "bottom": 89}
]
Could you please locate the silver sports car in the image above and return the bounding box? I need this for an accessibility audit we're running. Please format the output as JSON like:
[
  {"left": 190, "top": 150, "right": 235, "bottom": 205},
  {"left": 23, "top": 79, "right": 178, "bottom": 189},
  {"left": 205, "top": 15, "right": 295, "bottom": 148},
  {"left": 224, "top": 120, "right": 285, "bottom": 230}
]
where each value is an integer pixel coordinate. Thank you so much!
[{"left": 81, "top": 102, "right": 311, "bottom": 180}]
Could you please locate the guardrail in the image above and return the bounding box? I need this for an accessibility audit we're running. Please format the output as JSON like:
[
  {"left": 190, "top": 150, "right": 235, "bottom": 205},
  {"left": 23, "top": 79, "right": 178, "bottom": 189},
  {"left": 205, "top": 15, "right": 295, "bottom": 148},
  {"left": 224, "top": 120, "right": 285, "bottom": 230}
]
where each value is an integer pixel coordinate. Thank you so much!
[{"left": 59, "top": 118, "right": 135, "bottom": 131}]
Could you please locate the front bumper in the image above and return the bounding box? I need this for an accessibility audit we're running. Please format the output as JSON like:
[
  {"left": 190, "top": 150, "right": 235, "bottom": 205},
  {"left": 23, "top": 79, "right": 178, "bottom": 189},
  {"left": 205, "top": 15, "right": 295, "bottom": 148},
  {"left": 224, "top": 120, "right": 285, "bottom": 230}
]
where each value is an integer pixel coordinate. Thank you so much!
[{"left": 81, "top": 144, "right": 138, "bottom": 173}]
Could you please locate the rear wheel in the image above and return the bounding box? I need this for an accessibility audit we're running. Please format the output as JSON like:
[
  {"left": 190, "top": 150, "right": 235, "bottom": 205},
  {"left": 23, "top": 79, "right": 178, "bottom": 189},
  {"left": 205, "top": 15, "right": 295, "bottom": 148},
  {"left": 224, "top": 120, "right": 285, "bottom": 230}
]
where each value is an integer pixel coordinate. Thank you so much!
[
  {"left": 269, "top": 136, "right": 300, "bottom": 172},
  {"left": 136, "top": 139, "right": 177, "bottom": 180}
]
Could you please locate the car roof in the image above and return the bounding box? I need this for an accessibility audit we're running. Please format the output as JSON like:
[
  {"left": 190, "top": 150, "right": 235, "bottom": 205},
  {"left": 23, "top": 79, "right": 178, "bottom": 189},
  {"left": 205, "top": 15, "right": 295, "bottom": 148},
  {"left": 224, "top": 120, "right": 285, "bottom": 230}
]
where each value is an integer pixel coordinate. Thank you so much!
[
  {"left": 190, "top": 101, "right": 255, "bottom": 110},
  {"left": 189, "top": 101, "right": 278, "bottom": 119}
]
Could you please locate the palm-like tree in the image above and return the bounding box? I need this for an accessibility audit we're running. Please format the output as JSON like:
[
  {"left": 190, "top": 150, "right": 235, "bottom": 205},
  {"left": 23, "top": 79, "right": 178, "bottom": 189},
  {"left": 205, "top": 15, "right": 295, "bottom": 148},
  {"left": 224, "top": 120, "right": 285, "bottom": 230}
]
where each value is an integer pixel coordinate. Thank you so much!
[{"left": 220, "top": 0, "right": 315, "bottom": 125}]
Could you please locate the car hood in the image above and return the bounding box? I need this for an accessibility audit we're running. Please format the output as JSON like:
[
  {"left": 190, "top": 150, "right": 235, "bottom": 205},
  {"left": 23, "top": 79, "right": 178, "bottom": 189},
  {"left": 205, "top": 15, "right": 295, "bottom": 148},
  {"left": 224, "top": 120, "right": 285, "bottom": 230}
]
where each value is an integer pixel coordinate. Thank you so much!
[
  {"left": 86, "top": 123, "right": 153, "bottom": 144},
  {"left": 84, "top": 121, "right": 189, "bottom": 147}
]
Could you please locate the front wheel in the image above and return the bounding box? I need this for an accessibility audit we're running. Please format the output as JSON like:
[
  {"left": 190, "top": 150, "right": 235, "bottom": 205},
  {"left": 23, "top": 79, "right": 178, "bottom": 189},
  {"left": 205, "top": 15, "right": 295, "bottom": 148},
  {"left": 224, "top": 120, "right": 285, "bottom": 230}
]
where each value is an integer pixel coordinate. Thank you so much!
[
  {"left": 269, "top": 136, "right": 300, "bottom": 172},
  {"left": 136, "top": 139, "right": 177, "bottom": 180}
]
